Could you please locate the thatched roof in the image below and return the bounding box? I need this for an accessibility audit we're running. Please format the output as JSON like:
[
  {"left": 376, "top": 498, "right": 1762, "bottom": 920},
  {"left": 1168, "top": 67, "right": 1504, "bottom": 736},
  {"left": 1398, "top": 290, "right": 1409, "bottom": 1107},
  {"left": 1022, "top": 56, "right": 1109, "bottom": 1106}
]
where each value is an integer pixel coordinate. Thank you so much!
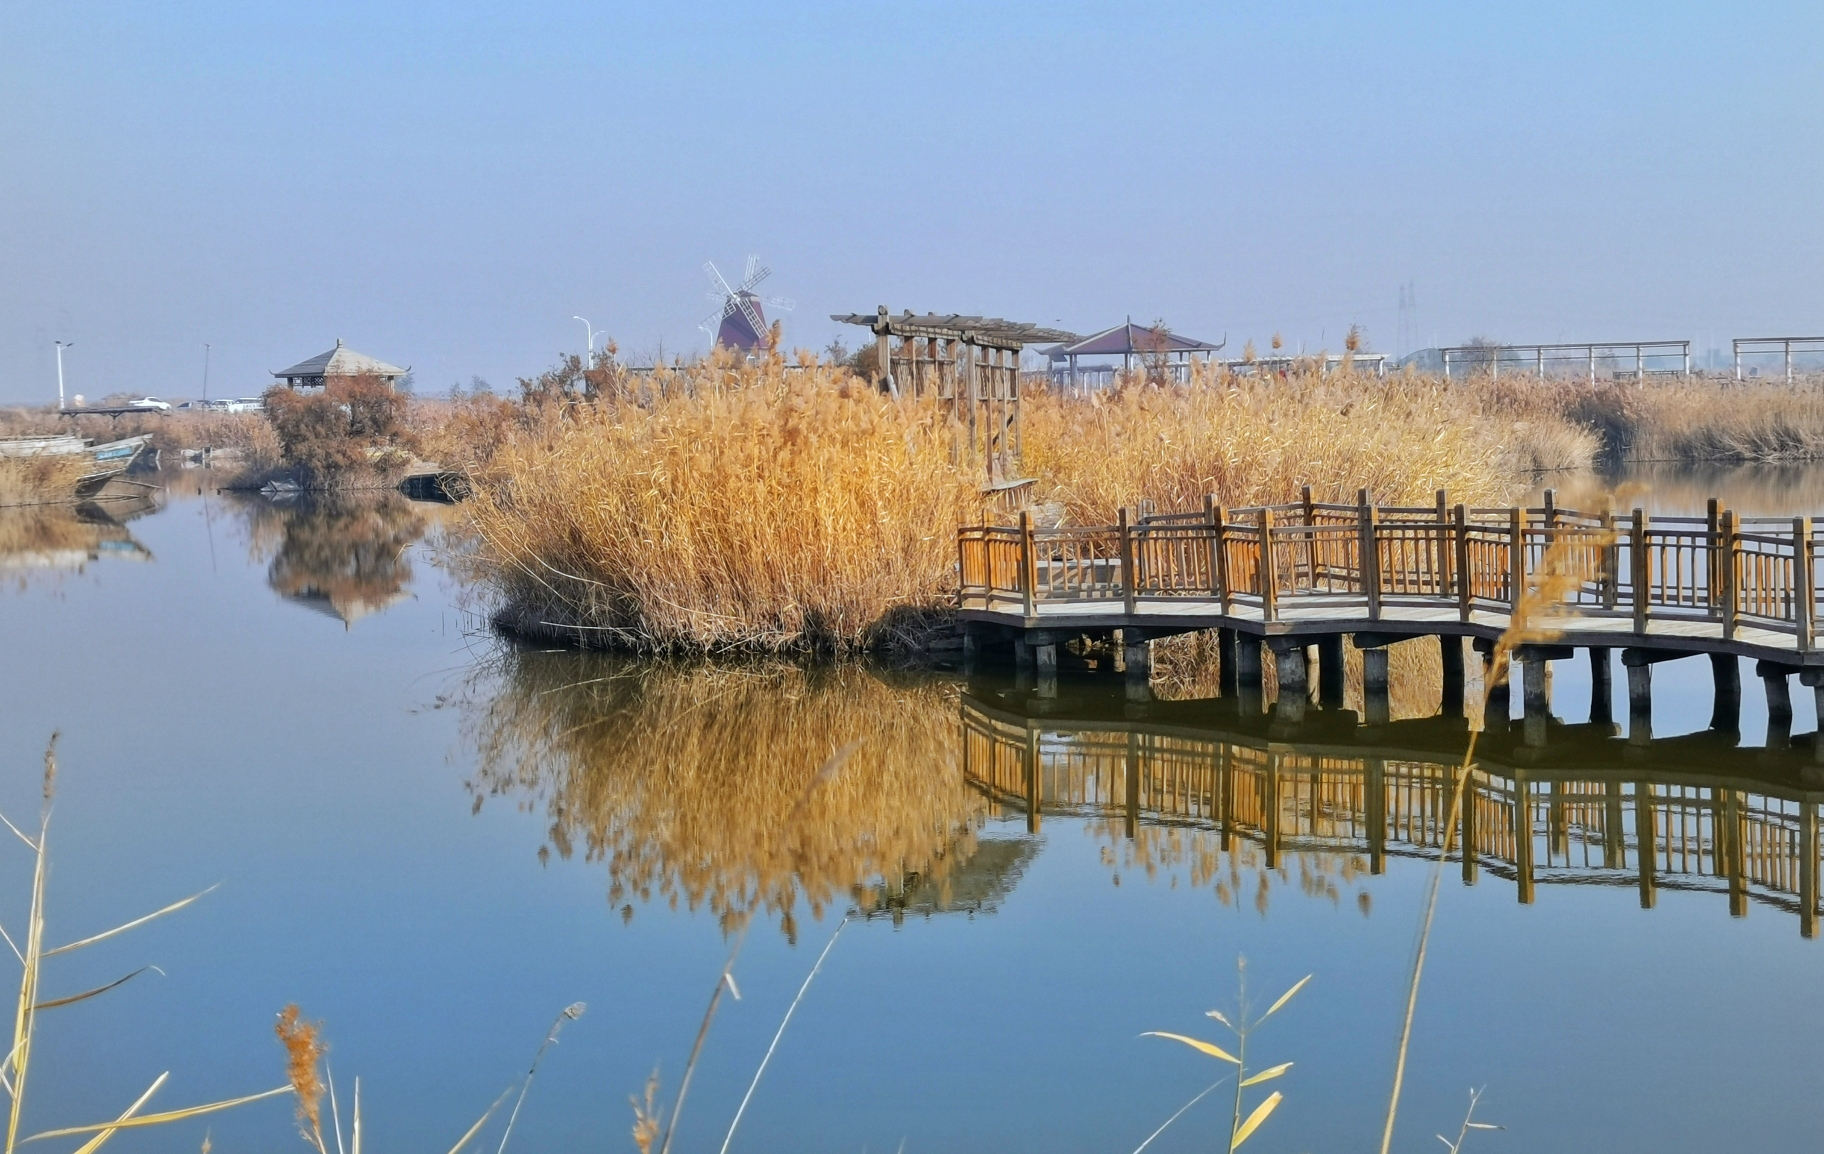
[{"left": 273, "top": 339, "right": 408, "bottom": 381}]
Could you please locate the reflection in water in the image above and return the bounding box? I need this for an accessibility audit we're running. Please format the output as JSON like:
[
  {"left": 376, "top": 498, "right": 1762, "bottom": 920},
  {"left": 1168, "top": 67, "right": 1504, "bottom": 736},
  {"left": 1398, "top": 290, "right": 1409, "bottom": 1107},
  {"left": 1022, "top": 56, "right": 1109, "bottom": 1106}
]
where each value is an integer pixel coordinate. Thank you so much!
[
  {"left": 1541, "top": 460, "right": 1824, "bottom": 518},
  {"left": 0, "top": 498, "right": 155, "bottom": 580},
  {"left": 233, "top": 493, "right": 426, "bottom": 624},
  {"left": 464, "top": 652, "right": 993, "bottom": 937},
  {"left": 965, "top": 679, "right": 1824, "bottom": 935}
]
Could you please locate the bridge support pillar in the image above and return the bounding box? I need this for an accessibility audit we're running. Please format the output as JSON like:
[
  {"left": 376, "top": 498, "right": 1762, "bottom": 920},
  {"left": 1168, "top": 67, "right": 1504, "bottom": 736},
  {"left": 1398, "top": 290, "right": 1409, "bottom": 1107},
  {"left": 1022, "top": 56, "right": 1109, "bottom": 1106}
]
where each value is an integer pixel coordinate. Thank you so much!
[
  {"left": 961, "top": 627, "right": 979, "bottom": 675},
  {"left": 1474, "top": 638, "right": 1508, "bottom": 732},
  {"left": 1758, "top": 660, "right": 1796, "bottom": 750},
  {"left": 1316, "top": 634, "right": 1346, "bottom": 708},
  {"left": 1269, "top": 639, "right": 1308, "bottom": 726},
  {"left": 1218, "top": 628, "right": 1238, "bottom": 696},
  {"left": 1588, "top": 647, "right": 1613, "bottom": 726},
  {"left": 1034, "top": 642, "right": 1059, "bottom": 699},
  {"left": 1362, "top": 646, "right": 1390, "bottom": 727},
  {"left": 1012, "top": 636, "right": 1034, "bottom": 691},
  {"left": 1124, "top": 637, "right": 1152, "bottom": 703},
  {"left": 1365, "top": 756, "right": 1386, "bottom": 875},
  {"left": 1440, "top": 635, "right": 1465, "bottom": 718},
  {"left": 1621, "top": 648, "right": 1660, "bottom": 744},
  {"left": 1711, "top": 653, "right": 1742, "bottom": 735},
  {"left": 1802, "top": 669, "right": 1824, "bottom": 764},
  {"left": 1235, "top": 635, "right": 1264, "bottom": 715}
]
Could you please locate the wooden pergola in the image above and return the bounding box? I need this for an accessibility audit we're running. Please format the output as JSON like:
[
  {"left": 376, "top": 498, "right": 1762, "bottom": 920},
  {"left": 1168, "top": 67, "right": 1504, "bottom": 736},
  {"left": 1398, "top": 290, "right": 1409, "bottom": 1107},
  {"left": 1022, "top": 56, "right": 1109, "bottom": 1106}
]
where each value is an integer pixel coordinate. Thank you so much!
[{"left": 833, "top": 307, "right": 1076, "bottom": 483}]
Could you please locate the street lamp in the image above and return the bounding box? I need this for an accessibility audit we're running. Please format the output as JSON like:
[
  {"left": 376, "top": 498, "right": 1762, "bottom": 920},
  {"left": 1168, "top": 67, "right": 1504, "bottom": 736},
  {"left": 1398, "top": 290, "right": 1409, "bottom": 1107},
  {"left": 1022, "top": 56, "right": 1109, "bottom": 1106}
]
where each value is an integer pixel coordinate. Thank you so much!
[
  {"left": 203, "top": 342, "right": 211, "bottom": 402},
  {"left": 54, "top": 341, "right": 74, "bottom": 410},
  {"left": 574, "top": 316, "right": 605, "bottom": 370}
]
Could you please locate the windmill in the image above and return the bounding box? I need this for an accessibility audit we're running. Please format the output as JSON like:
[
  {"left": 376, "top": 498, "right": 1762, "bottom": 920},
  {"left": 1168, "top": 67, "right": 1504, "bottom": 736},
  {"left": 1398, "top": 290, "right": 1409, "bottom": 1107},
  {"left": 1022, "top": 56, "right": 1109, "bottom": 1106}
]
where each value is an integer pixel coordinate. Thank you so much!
[{"left": 699, "top": 255, "right": 795, "bottom": 350}]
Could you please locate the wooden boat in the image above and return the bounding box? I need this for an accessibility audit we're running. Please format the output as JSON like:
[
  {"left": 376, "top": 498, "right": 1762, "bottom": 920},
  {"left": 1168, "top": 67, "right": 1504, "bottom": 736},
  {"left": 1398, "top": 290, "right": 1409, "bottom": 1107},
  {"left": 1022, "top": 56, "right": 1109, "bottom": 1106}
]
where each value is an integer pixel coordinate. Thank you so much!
[{"left": 0, "top": 434, "right": 154, "bottom": 498}]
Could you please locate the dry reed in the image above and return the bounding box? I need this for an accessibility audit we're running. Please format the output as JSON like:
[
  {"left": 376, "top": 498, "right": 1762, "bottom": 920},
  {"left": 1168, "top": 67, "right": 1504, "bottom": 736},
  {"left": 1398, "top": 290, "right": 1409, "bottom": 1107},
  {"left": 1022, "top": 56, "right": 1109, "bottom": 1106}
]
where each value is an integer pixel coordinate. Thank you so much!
[
  {"left": 0, "top": 455, "right": 88, "bottom": 508},
  {"left": 457, "top": 353, "right": 981, "bottom": 655}
]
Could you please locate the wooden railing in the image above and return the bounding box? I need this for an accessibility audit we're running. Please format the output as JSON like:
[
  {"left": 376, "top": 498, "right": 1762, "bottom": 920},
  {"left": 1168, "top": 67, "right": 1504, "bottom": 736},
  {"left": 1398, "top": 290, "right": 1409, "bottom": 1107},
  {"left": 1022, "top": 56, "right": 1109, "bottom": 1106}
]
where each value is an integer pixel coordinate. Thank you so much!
[{"left": 957, "top": 487, "right": 1821, "bottom": 651}]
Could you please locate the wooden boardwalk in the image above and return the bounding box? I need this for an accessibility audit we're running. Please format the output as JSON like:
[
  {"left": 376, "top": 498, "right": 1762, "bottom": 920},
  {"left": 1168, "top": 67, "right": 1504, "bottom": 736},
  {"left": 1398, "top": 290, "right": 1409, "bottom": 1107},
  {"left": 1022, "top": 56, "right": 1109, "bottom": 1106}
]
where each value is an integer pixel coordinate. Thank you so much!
[
  {"left": 958, "top": 489, "right": 1824, "bottom": 732},
  {"left": 961, "top": 691, "right": 1824, "bottom": 936}
]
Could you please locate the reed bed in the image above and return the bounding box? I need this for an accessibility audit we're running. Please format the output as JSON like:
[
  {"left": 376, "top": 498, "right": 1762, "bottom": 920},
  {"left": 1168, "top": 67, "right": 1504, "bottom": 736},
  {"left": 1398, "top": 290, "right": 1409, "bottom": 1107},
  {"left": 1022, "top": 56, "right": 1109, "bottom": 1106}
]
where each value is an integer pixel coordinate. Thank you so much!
[
  {"left": 0, "top": 455, "right": 87, "bottom": 508},
  {"left": 458, "top": 354, "right": 981, "bottom": 655},
  {"left": 464, "top": 653, "right": 988, "bottom": 937},
  {"left": 1023, "top": 369, "right": 1545, "bottom": 524},
  {"left": 1627, "top": 379, "right": 1824, "bottom": 462}
]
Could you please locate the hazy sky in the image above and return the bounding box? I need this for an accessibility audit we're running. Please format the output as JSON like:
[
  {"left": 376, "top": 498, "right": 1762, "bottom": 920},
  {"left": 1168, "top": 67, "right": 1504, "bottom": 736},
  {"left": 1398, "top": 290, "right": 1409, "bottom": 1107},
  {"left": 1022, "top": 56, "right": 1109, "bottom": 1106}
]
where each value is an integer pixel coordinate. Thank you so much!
[{"left": 3, "top": 1, "right": 1821, "bottom": 402}]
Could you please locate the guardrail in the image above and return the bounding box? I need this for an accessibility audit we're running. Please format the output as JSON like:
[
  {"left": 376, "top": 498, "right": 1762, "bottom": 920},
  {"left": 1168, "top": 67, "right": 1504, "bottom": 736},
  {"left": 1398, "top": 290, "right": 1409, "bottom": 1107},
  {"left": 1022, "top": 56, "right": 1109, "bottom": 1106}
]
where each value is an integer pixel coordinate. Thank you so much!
[{"left": 958, "top": 486, "right": 1819, "bottom": 650}]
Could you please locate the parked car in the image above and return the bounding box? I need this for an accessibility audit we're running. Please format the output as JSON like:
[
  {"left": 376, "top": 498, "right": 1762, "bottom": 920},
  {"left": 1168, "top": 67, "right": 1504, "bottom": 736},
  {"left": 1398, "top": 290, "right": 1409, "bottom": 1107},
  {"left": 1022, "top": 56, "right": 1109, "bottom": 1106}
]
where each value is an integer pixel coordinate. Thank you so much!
[{"left": 130, "top": 397, "right": 172, "bottom": 412}]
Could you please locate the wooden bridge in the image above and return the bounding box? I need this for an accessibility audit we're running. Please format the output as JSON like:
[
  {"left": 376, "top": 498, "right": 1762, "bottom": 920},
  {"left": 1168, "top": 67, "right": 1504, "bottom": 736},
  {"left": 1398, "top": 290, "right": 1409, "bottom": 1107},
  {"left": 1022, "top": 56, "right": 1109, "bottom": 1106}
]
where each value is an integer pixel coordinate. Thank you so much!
[
  {"left": 958, "top": 489, "right": 1824, "bottom": 744},
  {"left": 960, "top": 689, "right": 1824, "bottom": 936}
]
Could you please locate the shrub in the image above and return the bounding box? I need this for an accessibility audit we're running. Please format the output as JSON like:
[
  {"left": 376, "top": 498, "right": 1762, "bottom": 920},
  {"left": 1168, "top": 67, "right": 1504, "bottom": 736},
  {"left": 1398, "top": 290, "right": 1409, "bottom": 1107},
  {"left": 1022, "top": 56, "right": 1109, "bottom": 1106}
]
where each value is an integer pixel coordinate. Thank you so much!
[{"left": 262, "top": 373, "right": 417, "bottom": 486}]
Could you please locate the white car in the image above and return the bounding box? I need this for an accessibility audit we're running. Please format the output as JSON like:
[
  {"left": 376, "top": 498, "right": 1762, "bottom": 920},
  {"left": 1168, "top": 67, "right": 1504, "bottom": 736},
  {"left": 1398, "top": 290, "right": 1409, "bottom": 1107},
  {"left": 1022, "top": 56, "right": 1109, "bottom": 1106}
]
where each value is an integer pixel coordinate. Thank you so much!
[{"left": 130, "top": 397, "right": 172, "bottom": 412}]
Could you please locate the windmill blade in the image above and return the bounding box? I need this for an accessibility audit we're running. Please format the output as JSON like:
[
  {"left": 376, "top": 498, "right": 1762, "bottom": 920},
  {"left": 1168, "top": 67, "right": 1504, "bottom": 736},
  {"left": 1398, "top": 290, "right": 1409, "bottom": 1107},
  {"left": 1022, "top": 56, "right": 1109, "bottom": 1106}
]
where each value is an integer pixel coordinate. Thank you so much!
[
  {"left": 740, "top": 259, "right": 771, "bottom": 292},
  {"left": 735, "top": 292, "right": 768, "bottom": 341},
  {"left": 703, "top": 261, "right": 738, "bottom": 300},
  {"left": 743, "top": 253, "right": 761, "bottom": 284},
  {"left": 763, "top": 295, "right": 796, "bottom": 312}
]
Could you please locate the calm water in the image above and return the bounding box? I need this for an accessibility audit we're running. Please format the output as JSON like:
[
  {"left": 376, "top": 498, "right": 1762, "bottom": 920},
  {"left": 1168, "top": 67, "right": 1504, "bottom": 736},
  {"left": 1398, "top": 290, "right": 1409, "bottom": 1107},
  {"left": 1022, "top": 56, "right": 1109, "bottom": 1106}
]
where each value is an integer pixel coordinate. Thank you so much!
[{"left": 3, "top": 472, "right": 1823, "bottom": 1153}]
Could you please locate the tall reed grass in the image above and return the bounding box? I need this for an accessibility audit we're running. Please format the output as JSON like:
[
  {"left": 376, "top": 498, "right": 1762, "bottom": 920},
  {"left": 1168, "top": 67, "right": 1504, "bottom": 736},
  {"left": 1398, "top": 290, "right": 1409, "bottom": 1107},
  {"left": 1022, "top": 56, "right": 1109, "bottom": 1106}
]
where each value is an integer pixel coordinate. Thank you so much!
[{"left": 458, "top": 353, "right": 982, "bottom": 655}]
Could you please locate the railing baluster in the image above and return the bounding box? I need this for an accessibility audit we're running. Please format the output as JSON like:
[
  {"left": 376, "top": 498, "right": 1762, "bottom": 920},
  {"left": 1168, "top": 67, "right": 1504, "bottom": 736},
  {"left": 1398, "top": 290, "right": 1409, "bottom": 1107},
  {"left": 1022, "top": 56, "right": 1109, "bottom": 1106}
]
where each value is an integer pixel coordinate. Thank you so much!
[
  {"left": 1019, "top": 511, "right": 1036, "bottom": 618},
  {"left": 1722, "top": 510, "right": 1738, "bottom": 641},
  {"left": 1800, "top": 516, "right": 1815, "bottom": 652},
  {"left": 1455, "top": 504, "right": 1471, "bottom": 622},
  {"left": 1119, "top": 506, "right": 1137, "bottom": 616},
  {"left": 1261, "top": 509, "right": 1278, "bottom": 623},
  {"left": 1361, "top": 490, "right": 1381, "bottom": 619},
  {"left": 1509, "top": 507, "right": 1526, "bottom": 612}
]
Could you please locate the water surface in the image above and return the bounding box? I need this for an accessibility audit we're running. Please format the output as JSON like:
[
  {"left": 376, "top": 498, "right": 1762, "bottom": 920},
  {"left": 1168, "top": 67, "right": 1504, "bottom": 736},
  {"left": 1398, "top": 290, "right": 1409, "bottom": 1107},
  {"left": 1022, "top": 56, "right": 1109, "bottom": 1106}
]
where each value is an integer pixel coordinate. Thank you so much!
[{"left": 1, "top": 474, "right": 1822, "bottom": 1153}]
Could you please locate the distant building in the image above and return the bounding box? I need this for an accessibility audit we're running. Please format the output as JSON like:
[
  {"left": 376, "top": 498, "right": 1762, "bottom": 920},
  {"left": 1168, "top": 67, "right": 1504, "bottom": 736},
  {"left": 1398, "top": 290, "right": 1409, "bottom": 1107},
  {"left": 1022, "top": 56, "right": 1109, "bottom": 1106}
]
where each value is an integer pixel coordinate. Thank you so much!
[{"left": 272, "top": 339, "right": 409, "bottom": 389}]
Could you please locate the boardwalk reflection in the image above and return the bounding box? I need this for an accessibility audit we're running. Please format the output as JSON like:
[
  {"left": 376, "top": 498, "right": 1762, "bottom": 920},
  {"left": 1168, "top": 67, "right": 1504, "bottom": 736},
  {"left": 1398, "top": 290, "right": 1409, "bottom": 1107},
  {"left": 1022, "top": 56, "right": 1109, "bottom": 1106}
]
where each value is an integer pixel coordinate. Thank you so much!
[
  {"left": 963, "top": 680, "right": 1824, "bottom": 935},
  {"left": 465, "top": 653, "right": 992, "bottom": 937}
]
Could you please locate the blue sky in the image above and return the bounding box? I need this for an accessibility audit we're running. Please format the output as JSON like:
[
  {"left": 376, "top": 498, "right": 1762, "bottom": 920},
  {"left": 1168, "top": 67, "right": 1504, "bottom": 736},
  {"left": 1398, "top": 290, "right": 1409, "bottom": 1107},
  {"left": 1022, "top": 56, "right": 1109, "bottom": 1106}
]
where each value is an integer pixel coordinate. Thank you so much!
[{"left": 2, "top": 1, "right": 1821, "bottom": 402}]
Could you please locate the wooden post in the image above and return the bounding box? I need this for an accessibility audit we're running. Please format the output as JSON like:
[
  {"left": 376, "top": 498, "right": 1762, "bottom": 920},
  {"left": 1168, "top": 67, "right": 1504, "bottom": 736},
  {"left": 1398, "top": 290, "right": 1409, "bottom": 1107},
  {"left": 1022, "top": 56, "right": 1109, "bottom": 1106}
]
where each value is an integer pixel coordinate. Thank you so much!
[
  {"left": 1454, "top": 503, "right": 1471, "bottom": 622},
  {"left": 1601, "top": 505, "right": 1618, "bottom": 610},
  {"left": 1119, "top": 506, "right": 1137, "bottom": 617},
  {"left": 1710, "top": 653, "right": 1741, "bottom": 734},
  {"left": 1796, "top": 516, "right": 1814, "bottom": 652},
  {"left": 1317, "top": 634, "right": 1345, "bottom": 708},
  {"left": 1509, "top": 506, "right": 1527, "bottom": 616},
  {"left": 1366, "top": 756, "right": 1386, "bottom": 874},
  {"left": 1707, "top": 497, "right": 1722, "bottom": 613},
  {"left": 874, "top": 306, "right": 893, "bottom": 395},
  {"left": 1363, "top": 646, "right": 1391, "bottom": 726},
  {"left": 1632, "top": 509, "right": 1650, "bottom": 635},
  {"left": 1589, "top": 647, "right": 1613, "bottom": 725},
  {"left": 1019, "top": 510, "right": 1036, "bottom": 619},
  {"left": 1721, "top": 509, "right": 1738, "bottom": 641},
  {"left": 1437, "top": 488, "right": 1453, "bottom": 593},
  {"left": 1218, "top": 627, "right": 1238, "bottom": 695},
  {"left": 1214, "top": 504, "right": 1233, "bottom": 614},
  {"left": 1361, "top": 489, "right": 1382, "bottom": 619},
  {"left": 1260, "top": 509, "right": 1278, "bottom": 623},
  {"left": 1204, "top": 495, "right": 1221, "bottom": 597},
  {"left": 1441, "top": 635, "right": 1465, "bottom": 717}
]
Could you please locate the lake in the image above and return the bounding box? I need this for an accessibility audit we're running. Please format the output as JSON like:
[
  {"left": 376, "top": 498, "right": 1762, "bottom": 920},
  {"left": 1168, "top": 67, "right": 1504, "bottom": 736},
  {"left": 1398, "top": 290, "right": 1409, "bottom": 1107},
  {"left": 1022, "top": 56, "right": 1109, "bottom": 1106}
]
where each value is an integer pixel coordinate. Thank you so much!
[{"left": 2, "top": 467, "right": 1821, "bottom": 1153}]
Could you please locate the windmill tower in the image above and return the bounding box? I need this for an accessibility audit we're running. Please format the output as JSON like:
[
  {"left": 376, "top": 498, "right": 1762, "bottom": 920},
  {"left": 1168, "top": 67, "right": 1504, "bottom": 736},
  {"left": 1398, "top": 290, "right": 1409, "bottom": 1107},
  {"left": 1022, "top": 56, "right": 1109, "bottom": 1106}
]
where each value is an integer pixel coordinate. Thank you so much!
[{"left": 700, "top": 256, "right": 795, "bottom": 350}]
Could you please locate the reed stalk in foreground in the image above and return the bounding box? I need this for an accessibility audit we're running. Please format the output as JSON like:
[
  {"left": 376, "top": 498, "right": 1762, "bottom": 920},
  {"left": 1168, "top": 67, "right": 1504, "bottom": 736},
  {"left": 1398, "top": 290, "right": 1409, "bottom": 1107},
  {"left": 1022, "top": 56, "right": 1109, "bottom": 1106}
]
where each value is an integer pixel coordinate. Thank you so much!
[
  {"left": 1143, "top": 957, "right": 1309, "bottom": 1152},
  {"left": 6, "top": 735, "right": 290, "bottom": 1153},
  {"left": 1376, "top": 528, "right": 1605, "bottom": 1154}
]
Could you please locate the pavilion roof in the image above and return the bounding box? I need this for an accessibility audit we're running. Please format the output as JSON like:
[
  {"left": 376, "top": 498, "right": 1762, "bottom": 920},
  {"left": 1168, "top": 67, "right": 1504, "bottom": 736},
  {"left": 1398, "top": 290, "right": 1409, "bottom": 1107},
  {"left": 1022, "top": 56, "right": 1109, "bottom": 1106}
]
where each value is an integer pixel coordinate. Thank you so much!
[
  {"left": 1049, "top": 322, "right": 1226, "bottom": 358},
  {"left": 273, "top": 339, "right": 408, "bottom": 380},
  {"left": 832, "top": 311, "right": 1078, "bottom": 350}
]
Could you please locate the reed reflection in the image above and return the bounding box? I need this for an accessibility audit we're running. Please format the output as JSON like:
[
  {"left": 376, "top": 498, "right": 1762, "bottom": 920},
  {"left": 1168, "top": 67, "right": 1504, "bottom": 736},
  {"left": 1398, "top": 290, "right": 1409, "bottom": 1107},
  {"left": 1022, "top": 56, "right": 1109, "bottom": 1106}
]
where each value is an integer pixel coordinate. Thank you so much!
[
  {"left": 232, "top": 492, "right": 427, "bottom": 624},
  {"left": 0, "top": 498, "right": 155, "bottom": 583},
  {"left": 967, "top": 677, "right": 1824, "bottom": 935},
  {"left": 464, "top": 653, "right": 993, "bottom": 937}
]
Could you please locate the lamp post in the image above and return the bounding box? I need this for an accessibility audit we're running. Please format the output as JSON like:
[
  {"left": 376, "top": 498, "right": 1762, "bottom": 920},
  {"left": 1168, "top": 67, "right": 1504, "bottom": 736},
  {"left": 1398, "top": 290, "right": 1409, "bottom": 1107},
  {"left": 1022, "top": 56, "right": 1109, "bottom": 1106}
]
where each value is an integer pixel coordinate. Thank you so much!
[
  {"left": 202, "top": 342, "right": 211, "bottom": 402},
  {"left": 574, "top": 316, "right": 601, "bottom": 370},
  {"left": 54, "top": 341, "right": 73, "bottom": 410}
]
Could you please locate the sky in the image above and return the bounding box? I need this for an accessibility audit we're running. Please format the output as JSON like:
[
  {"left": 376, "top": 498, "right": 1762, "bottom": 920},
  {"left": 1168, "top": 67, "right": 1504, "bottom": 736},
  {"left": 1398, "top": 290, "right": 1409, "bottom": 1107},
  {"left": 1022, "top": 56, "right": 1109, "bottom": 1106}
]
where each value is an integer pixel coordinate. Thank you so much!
[{"left": 2, "top": 1, "right": 1821, "bottom": 403}]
